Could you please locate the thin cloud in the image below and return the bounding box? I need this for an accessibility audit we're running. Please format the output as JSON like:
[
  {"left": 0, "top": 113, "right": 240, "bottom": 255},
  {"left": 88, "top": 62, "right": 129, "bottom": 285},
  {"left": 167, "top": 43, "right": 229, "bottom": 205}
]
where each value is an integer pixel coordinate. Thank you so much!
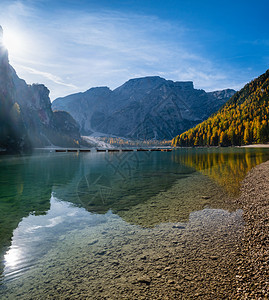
[
  {"left": 21, "top": 66, "right": 78, "bottom": 89},
  {"left": 0, "top": 1, "right": 247, "bottom": 100},
  {"left": 5, "top": 0, "right": 35, "bottom": 18}
]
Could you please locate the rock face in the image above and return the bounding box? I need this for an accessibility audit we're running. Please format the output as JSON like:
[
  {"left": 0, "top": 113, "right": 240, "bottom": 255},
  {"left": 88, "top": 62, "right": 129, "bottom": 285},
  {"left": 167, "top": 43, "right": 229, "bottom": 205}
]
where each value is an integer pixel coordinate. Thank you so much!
[
  {"left": 0, "top": 26, "right": 82, "bottom": 152},
  {"left": 0, "top": 26, "right": 30, "bottom": 152},
  {"left": 52, "top": 76, "right": 235, "bottom": 140}
]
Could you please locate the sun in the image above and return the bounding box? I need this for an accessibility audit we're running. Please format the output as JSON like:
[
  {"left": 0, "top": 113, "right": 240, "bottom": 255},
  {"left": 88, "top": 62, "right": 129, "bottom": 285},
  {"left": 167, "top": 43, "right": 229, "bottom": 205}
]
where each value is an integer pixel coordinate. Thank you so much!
[{"left": 2, "top": 28, "right": 28, "bottom": 57}]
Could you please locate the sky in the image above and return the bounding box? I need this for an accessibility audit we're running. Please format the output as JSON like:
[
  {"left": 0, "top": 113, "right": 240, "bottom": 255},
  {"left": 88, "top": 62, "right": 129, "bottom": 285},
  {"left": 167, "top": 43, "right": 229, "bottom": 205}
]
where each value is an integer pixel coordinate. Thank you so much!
[{"left": 0, "top": 0, "right": 268, "bottom": 100}]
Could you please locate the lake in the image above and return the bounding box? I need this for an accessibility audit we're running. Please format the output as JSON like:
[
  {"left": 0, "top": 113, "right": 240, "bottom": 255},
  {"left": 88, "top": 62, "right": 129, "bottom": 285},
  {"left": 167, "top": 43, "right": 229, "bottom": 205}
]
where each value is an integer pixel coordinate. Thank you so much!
[{"left": 1, "top": 147, "right": 269, "bottom": 299}]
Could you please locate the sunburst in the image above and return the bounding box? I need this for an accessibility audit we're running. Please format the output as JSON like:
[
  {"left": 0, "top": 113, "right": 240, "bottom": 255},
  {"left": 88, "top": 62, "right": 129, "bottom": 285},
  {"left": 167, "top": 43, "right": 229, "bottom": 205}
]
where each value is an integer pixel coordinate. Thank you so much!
[{"left": 2, "top": 27, "right": 28, "bottom": 57}]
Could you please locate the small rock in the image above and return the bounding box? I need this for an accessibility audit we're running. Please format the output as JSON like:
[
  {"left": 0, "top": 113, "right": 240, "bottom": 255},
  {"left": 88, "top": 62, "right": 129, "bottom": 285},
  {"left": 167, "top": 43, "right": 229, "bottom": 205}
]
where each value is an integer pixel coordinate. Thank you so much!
[
  {"left": 172, "top": 224, "right": 185, "bottom": 229},
  {"left": 184, "top": 276, "right": 192, "bottom": 281},
  {"left": 136, "top": 277, "right": 151, "bottom": 285},
  {"left": 210, "top": 256, "right": 218, "bottom": 260},
  {"left": 88, "top": 239, "right": 98, "bottom": 245}
]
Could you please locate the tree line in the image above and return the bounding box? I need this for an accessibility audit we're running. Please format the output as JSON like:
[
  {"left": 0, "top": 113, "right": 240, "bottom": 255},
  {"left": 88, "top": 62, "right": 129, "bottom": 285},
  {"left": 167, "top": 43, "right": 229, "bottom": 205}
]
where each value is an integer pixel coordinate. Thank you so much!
[{"left": 172, "top": 69, "right": 269, "bottom": 147}]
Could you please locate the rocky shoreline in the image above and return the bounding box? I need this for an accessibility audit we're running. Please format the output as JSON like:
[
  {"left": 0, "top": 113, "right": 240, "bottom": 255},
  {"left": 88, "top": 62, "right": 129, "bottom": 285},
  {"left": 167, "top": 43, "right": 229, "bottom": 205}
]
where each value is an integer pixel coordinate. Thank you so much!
[{"left": 234, "top": 161, "right": 269, "bottom": 299}]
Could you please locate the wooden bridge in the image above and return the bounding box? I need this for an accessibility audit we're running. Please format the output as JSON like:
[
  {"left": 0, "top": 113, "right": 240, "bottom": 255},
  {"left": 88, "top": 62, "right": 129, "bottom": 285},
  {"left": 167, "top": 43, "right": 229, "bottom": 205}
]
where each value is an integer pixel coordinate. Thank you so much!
[{"left": 55, "top": 148, "right": 172, "bottom": 153}]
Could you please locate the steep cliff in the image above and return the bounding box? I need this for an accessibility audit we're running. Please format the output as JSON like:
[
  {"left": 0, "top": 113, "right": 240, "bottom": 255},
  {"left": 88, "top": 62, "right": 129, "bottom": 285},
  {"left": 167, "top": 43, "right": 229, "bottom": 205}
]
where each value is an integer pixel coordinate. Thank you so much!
[
  {"left": 0, "top": 26, "right": 82, "bottom": 152},
  {"left": 0, "top": 26, "right": 30, "bottom": 153}
]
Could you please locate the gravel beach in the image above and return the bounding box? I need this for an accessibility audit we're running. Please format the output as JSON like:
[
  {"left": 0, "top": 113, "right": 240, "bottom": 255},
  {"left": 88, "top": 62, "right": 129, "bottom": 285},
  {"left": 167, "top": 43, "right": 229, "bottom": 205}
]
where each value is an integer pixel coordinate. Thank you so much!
[{"left": 234, "top": 161, "right": 269, "bottom": 299}]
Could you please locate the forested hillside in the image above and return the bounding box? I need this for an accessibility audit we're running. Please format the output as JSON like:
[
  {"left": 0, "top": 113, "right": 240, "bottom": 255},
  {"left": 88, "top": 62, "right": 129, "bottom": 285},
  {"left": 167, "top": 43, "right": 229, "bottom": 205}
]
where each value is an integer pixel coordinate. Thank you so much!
[{"left": 172, "top": 69, "right": 269, "bottom": 147}]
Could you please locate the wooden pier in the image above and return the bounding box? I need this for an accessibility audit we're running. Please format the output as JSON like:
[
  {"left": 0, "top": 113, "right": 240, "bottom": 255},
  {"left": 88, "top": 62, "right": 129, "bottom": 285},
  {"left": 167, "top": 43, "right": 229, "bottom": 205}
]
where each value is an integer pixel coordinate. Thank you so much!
[{"left": 54, "top": 148, "right": 173, "bottom": 153}]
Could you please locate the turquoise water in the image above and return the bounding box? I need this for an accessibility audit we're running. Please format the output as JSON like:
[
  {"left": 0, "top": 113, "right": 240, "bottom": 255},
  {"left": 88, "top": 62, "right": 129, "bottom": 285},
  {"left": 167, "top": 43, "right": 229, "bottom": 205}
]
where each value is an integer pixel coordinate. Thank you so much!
[{"left": 1, "top": 148, "right": 269, "bottom": 298}]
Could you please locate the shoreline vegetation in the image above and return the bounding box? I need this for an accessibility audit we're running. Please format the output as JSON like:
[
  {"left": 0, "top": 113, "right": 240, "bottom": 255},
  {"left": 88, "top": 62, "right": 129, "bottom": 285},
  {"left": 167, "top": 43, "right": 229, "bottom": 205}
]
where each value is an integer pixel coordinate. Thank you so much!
[
  {"left": 32, "top": 143, "right": 269, "bottom": 150},
  {"left": 172, "top": 69, "right": 269, "bottom": 148},
  {"left": 171, "top": 143, "right": 269, "bottom": 149},
  {"left": 233, "top": 160, "right": 269, "bottom": 299}
]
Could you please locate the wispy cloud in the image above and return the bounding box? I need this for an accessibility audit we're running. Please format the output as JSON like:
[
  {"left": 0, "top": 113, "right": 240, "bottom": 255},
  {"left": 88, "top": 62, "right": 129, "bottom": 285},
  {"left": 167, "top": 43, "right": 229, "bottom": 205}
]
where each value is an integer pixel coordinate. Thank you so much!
[
  {"left": 0, "top": 1, "right": 251, "bottom": 99},
  {"left": 21, "top": 66, "right": 78, "bottom": 89},
  {"left": 241, "top": 39, "right": 269, "bottom": 46}
]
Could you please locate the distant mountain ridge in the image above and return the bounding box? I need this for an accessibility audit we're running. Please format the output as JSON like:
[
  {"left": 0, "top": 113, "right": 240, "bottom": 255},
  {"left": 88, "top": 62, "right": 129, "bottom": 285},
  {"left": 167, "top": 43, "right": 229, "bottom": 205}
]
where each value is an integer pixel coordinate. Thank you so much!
[
  {"left": 52, "top": 76, "right": 235, "bottom": 140},
  {"left": 172, "top": 69, "right": 269, "bottom": 147},
  {"left": 0, "top": 26, "right": 83, "bottom": 153}
]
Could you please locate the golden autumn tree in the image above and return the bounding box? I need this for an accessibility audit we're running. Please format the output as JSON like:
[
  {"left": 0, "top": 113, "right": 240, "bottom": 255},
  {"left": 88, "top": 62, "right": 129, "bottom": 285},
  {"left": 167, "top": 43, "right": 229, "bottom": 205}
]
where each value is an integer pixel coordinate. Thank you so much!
[{"left": 172, "top": 69, "right": 269, "bottom": 147}]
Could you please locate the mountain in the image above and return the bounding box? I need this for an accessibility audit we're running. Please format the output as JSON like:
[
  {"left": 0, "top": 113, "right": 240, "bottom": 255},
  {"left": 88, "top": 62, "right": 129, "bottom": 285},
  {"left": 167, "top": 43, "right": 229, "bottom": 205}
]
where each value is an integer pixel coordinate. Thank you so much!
[
  {"left": 172, "top": 69, "right": 269, "bottom": 147},
  {"left": 0, "top": 27, "right": 30, "bottom": 152},
  {"left": 52, "top": 77, "right": 235, "bottom": 140},
  {"left": 0, "top": 26, "right": 83, "bottom": 153}
]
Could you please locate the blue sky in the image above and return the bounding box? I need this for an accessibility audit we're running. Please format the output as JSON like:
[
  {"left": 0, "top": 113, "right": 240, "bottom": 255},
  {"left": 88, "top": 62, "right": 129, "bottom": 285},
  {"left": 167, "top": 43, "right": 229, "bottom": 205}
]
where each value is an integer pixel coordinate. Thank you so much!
[{"left": 0, "top": 0, "right": 268, "bottom": 100}]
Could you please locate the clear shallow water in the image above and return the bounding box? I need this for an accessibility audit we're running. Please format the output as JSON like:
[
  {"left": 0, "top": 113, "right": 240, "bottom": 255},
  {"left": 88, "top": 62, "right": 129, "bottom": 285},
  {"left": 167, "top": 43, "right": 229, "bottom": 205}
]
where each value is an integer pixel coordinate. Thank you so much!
[{"left": 1, "top": 148, "right": 269, "bottom": 298}]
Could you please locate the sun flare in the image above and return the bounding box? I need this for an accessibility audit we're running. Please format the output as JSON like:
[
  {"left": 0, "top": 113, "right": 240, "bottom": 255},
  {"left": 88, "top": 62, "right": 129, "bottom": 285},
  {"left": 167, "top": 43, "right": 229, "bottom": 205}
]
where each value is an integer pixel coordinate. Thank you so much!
[{"left": 2, "top": 28, "right": 27, "bottom": 57}]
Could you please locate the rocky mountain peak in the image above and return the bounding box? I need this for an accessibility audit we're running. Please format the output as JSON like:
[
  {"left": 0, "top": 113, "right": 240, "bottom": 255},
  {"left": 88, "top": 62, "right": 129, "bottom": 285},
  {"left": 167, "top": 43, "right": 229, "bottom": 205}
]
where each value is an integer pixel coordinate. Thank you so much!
[
  {"left": 30, "top": 84, "right": 52, "bottom": 111},
  {"left": 127, "top": 76, "right": 164, "bottom": 84},
  {"left": 114, "top": 76, "right": 166, "bottom": 93},
  {"left": 52, "top": 76, "right": 236, "bottom": 140},
  {"left": 208, "top": 89, "right": 236, "bottom": 100},
  {"left": 114, "top": 77, "right": 195, "bottom": 95},
  {"left": 85, "top": 86, "right": 111, "bottom": 96}
]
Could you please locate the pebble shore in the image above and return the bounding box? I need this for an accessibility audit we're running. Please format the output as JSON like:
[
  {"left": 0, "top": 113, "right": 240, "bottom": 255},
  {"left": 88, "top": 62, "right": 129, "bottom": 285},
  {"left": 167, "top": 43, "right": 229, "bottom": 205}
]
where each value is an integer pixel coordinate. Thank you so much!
[{"left": 234, "top": 161, "right": 269, "bottom": 299}]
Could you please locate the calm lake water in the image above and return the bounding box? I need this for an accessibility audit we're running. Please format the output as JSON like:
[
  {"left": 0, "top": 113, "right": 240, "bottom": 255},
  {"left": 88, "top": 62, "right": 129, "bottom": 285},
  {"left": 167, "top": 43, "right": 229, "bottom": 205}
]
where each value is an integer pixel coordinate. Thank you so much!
[{"left": 1, "top": 148, "right": 269, "bottom": 299}]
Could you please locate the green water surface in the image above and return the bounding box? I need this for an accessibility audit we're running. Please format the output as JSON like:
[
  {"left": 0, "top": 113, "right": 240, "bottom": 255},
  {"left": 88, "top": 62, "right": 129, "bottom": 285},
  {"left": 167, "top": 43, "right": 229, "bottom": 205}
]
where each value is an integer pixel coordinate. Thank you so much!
[{"left": 0, "top": 147, "right": 269, "bottom": 298}]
